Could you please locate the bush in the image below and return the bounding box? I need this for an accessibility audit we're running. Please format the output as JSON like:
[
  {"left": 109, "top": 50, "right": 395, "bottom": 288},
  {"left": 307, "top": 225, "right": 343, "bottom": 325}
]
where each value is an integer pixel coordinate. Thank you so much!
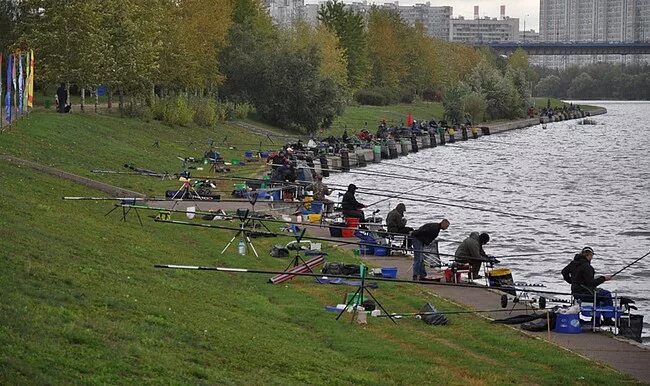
[
  {"left": 354, "top": 88, "right": 387, "bottom": 105},
  {"left": 163, "top": 95, "right": 194, "bottom": 127},
  {"left": 124, "top": 103, "right": 153, "bottom": 122},
  {"left": 151, "top": 98, "right": 166, "bottom": 121},
  {"left": 193, "top": 98, "right": 217, "bottom": 127},
  {"left": 232, "top": 102, "right": 253, "bottom": 119}
]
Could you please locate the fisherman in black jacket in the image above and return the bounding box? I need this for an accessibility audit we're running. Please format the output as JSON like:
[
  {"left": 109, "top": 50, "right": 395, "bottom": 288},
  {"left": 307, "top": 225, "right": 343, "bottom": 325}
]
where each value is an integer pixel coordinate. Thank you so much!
[
  {"left": 411, "top": 219, "right": 450, "bottom": 281},
  {"left": 561, "top": 247, "right": 614, "bottom": 324},
  {"left": 341, "top": 184, "right": 365, "bottom": 222}
]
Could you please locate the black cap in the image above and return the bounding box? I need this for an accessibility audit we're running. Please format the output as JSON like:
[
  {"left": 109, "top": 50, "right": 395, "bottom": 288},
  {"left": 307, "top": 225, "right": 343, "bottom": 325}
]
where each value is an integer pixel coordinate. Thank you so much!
[
  {"left": 348, "top": 184, "right": 357, "bottom": 191},
  {"left": 479, "top": 233, "right": 490, "bottom": 244}
]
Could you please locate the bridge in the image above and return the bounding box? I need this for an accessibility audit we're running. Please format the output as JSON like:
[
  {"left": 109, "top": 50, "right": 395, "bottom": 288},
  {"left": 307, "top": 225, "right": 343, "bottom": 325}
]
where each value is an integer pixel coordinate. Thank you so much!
[{"left": 484, "top": 42, "right": 650, "bottom": 56}]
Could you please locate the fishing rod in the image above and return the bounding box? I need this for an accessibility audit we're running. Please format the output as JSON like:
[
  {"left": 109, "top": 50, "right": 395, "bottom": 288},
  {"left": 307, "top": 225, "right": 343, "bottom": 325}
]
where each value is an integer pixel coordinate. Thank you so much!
[
  {"left": 117, "top": 203, "right": 565, "bottom": 258},
  {"left": 366, "top": 182, "right": 434, "bottom": 207},
  {"left": 154, "top": 218, "right": 533, "bottom": 262},
  {"left": 91, "top": 169, "right": 172, "bottom": 178},
  {"left": 153, "top": 263, "right": 522, "bottom": 291},
  {"left": 376, "top": 308, "right": 525, "bottom": 318},
  {"left": 63, "top": 196, "right": 310, "bottom": 204},
  {"left": 268, "top": 163, "right": 512, "bottom": 193},
  {"left": 610, "top": 250, "right": 650, "bottom": 278}
]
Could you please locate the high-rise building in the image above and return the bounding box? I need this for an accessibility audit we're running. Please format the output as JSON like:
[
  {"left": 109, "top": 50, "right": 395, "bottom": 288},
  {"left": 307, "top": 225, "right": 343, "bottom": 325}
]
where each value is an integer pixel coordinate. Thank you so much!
[
  {"left": 449, "top": 15, "right": 519, "bottom": 43},
  {"left": 538, "top": 0, "right": 650, "bottom": 68},
  {"left": 264, "top": 0, "right": 305, "bottom": 26}
]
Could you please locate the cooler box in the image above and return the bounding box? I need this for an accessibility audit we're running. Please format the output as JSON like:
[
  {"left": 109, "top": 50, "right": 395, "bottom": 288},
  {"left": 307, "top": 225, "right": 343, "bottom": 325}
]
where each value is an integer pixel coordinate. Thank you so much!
[
  {"left": 381, "top": 267, "right": 398, "bottom": 279},
  {"left": 554, "top": 313, "right": 582, "bottom": 334}
]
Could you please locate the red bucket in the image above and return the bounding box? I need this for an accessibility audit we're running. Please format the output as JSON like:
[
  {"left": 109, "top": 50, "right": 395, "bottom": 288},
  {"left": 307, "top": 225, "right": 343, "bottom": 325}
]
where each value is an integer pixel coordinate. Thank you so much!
[
  {"left": 341, "top": 228, "right": 355, "bottom": 238},
  {"left": 345, "top": 217, "right": 360, "bottom": 228}
]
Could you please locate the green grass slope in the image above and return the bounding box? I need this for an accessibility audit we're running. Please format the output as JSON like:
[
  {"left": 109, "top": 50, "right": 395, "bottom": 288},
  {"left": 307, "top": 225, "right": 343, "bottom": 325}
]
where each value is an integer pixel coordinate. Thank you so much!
[{"left": 0, "top": 112, "right": 634, "bottom": 384}]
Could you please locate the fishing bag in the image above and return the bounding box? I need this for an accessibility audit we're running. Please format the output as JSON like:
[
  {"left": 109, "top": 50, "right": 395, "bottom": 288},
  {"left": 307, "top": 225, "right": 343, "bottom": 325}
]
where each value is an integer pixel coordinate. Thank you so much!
[
  {"left": 321, "top": 262, "right": 360, "bottom": 276},
  {"left": 270, "top": 245, "right": 290, "bottom": 258},
  {"left": 420, "top": 303, "right": 448, "bottom": 326}
]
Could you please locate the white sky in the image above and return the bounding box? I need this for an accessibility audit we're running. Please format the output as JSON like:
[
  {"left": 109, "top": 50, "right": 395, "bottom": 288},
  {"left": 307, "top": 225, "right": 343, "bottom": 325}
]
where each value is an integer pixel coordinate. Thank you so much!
[{"left": 306, "top": 0, "right": 541, "bottom": 31}]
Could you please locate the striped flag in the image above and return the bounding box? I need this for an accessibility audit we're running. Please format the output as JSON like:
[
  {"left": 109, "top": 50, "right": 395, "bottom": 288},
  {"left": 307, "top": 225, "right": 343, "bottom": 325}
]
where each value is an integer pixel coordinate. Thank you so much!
[
  {"left": 27, "top": 50, "right": 35, "bottom": 108},
  {"left": 5, "top": 53, "right": 13, "bottom": 123}
]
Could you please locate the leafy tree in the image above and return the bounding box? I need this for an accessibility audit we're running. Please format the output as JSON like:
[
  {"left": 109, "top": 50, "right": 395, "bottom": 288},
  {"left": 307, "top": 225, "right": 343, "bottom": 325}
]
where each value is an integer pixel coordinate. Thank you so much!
[
  {"left": 534, "top": 75, "right": 561, "bottom": 98},
  {"left": 318, "top": 0, "right": 369, "bottom": 89},
  {"left": 567, "top": 72, "right": 595, "bottom": 99},
  {"left": 462, "top": 91, "right": 487, "bottom": 124},
  {"left": 442, "top": 82, "right": 470, "bottom": 123},
  {"left": 366, "top": 8, "right": 408, "bottom": 91},
  {"left": 252, "top": 45, "right": 345, "bottom": 132}
]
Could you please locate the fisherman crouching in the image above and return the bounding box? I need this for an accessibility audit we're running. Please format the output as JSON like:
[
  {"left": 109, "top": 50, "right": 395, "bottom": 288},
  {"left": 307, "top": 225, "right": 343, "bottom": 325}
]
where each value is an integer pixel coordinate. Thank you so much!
[
  {"left": 561, "top": 246, "right": 615, "bottom": 325},
  {"left": 454, "top": 232, "right": 491, "bottom": 279},
  {"left": 385, "top": 203, "right": 412, "bottom": 235}
]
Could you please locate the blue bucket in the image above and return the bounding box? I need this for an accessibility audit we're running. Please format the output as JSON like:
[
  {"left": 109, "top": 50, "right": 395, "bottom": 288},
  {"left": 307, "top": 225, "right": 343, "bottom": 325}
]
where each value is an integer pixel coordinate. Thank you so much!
[
  {"left": 244, "top": 151, "right": 254, "bottom": 158},
  {"left": 554, "top": 313, "right": 582, "bottom": 334},
  {"left": 374, "top": 247, "right": 389, "bottom": 256},
  {"left": 381, "top": 267, "right": 398, "bottom": 278},
  {"left": 260, "top": 151, "right": 269, "bottom": 158},
  {"left": 271, "top": 190, "right": 281, "bottom": 201}
]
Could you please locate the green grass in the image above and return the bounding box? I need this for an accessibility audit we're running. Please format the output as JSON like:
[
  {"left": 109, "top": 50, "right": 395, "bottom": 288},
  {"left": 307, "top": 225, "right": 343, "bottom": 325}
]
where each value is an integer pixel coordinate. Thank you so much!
[
  {"left": 325, "top": 102, "right": 445, "bottom": 137},
  {"left": 0, "top": 111, "right": 634, "bottom": 384},
  {"left": 0, "top": 112, "right": 275, "bottom": 195}
]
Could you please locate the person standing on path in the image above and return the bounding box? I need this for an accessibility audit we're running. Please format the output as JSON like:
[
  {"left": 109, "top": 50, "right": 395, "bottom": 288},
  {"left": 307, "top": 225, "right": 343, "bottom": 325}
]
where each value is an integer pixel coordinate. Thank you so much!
[
  {"left": 56, "top": 83, "right": 68, "bottom": 113},
  {"left": 411, "top": 219, "right": 450, "bottom": 281}
]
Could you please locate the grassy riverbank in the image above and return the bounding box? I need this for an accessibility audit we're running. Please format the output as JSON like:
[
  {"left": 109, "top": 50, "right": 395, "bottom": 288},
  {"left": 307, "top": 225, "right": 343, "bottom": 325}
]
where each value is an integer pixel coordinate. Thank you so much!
[{"left": 0, "top": 111, "right": 633, "bottom": 384}]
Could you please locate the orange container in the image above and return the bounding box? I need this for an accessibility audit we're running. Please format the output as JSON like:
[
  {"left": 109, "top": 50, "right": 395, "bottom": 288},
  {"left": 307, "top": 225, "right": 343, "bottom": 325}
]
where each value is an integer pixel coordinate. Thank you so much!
[{"left": 341, "top": 228, "right": 355, "bottom": 238}]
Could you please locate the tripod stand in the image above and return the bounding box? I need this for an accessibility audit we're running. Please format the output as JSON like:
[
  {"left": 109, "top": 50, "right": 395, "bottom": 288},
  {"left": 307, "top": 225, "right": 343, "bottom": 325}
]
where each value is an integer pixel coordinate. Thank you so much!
[
  {"left": 104, "top": 198, "right": 143, "bottom": 226},
  {"left": 244, "top": 192, "right": 272, "bottom": 233},
  {"left": 171, "top": 177, "right": 203, "bottom": 201},
  {"left": 284, "top": 228, "right": 314, "bottom": 271},
  {"left": 336, "top": 264, "right": 396, "bottom": 324},
  {"left": 221, "top": 209, "right": 259, "bottom": 257}
]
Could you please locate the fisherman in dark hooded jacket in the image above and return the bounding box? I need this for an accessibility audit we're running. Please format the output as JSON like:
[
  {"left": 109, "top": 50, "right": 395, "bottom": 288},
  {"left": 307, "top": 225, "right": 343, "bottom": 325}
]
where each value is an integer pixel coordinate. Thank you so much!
[
  {"left": 385, "top": 203, "right": 412, "bottom": 234},
  {"left": 341, "top": 184, "right": 365, "bottom": 221},
  {"left": 454, "top": 232, "right": 491, "bottom": 278},
  {"left": 561, "top": 247, "right": 614, "bottom": 316}
]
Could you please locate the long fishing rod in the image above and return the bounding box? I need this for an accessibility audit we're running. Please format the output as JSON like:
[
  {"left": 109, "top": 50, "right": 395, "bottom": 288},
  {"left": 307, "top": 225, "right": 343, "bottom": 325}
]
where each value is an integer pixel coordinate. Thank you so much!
[
  {"left": 153, "top": 263, "right": 527, "bottom": 292},
  {"left": 118, "top": 203, "right": 563, "bottom": 257},
  {"left": 269, "top": 163, "right": 512, "bottom": 193},
  {"left": 610, "top": 250, "right": 650, "bottom": 278},
  {"left": 366, "top": 182, "right": 434, "bottom": 208},
  {"left": 376, "top": 309, "right": 525, "bottom": 318},
  {"left": 63, "top": 196, "right": 310, "bottom": 204},
  {"left": 91, "top": 169, "right": 172, "bottom": 178},
  {"left": 187, "top": 173, "right": 548, "bottom": 221}
]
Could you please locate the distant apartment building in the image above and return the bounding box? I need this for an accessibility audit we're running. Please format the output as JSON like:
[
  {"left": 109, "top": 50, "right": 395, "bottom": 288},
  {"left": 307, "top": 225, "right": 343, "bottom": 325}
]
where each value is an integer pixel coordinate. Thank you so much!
[
  {"left": 264, "top": 0, "right": 305, "bottom": 26},
  {"left": 382, "top": 2, "right": 452, "bottom": 41},
  {"left": 538, "top": 0, "right": 650, "bottom": 68}
]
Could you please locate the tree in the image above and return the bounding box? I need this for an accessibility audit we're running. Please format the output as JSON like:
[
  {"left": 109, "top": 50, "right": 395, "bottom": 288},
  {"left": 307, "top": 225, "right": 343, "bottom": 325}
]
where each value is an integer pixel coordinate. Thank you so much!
[
  {"left": 462, "top": 91, "right": 487, "bottom": 124},
  {"left": 252, "top": 45, "right": 345, "bottom": 132},
  {"left": 442, "top": 82, "right": 470, "bottom": 123},
  {"left": 318, "top": 0, "right": 369, "bottom": 89},
  {"left": 534, "top": 75, "right": 561, "bottom": 98},
  {"left": 567, "top": 72, "right": 595, "bottom": 99}
]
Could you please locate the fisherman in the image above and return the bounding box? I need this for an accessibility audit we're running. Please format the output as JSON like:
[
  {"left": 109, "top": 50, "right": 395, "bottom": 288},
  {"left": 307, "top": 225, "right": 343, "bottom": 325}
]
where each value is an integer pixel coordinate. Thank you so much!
[
  {"left": 454, "top": 232, "right": 491, "bottom": 278},
  {"left": 411, "top": 219, "right": 450, "bottom": 281},
  {"left": 385, "top": 203, "right": 412, "bottom": 235},
  {"left": 308, "top": 174, "right": 333, "bottom": 213},
  {"left": 561, "top": 247, "right": 614, "bottom": 324},
  {"left": 341, "top": 184, "right": 365, "bottom": 222},
  {"left": 268, "top": 151, "right": 286, "bottom": 171}
]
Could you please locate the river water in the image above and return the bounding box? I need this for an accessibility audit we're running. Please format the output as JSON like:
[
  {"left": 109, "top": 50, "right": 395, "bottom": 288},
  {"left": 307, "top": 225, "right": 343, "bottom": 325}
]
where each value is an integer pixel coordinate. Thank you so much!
[{"left": 326, "top": 101, "right": 650, "bottom": 343}]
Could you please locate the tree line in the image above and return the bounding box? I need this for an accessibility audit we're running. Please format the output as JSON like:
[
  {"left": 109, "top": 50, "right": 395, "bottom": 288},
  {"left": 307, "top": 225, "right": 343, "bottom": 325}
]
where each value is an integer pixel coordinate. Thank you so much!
[
  {"left": 2, "top": 0, "right": 536, "bottom": 131},
  {"left": 534, "top": 62, "right": 650, "bottom": 100}
]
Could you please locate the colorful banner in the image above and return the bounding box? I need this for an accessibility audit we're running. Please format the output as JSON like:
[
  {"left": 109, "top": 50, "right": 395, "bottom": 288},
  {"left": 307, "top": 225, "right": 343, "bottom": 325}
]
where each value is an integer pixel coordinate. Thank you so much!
[
  {"left": 27, "top": 50, "right": 34, "bottom": 108},
  {"left": 18, "top": 52, "right": 24, "bottom": 114},
  {"left": 5, "top": 53, "right": 13, "bottom": 124}
]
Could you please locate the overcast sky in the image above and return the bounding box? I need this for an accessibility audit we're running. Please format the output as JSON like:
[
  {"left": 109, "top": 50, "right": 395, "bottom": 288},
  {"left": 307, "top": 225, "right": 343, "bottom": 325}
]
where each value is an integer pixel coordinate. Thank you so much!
[{"left": 306, "top": 0, "right": 541, "bottom": 31}]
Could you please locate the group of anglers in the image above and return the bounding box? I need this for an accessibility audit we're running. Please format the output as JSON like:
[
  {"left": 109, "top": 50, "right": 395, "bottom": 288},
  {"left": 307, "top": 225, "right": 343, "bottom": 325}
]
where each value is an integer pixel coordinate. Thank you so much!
[{"left": 343, "top": 184, "right": 619, "bottom": 324}]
